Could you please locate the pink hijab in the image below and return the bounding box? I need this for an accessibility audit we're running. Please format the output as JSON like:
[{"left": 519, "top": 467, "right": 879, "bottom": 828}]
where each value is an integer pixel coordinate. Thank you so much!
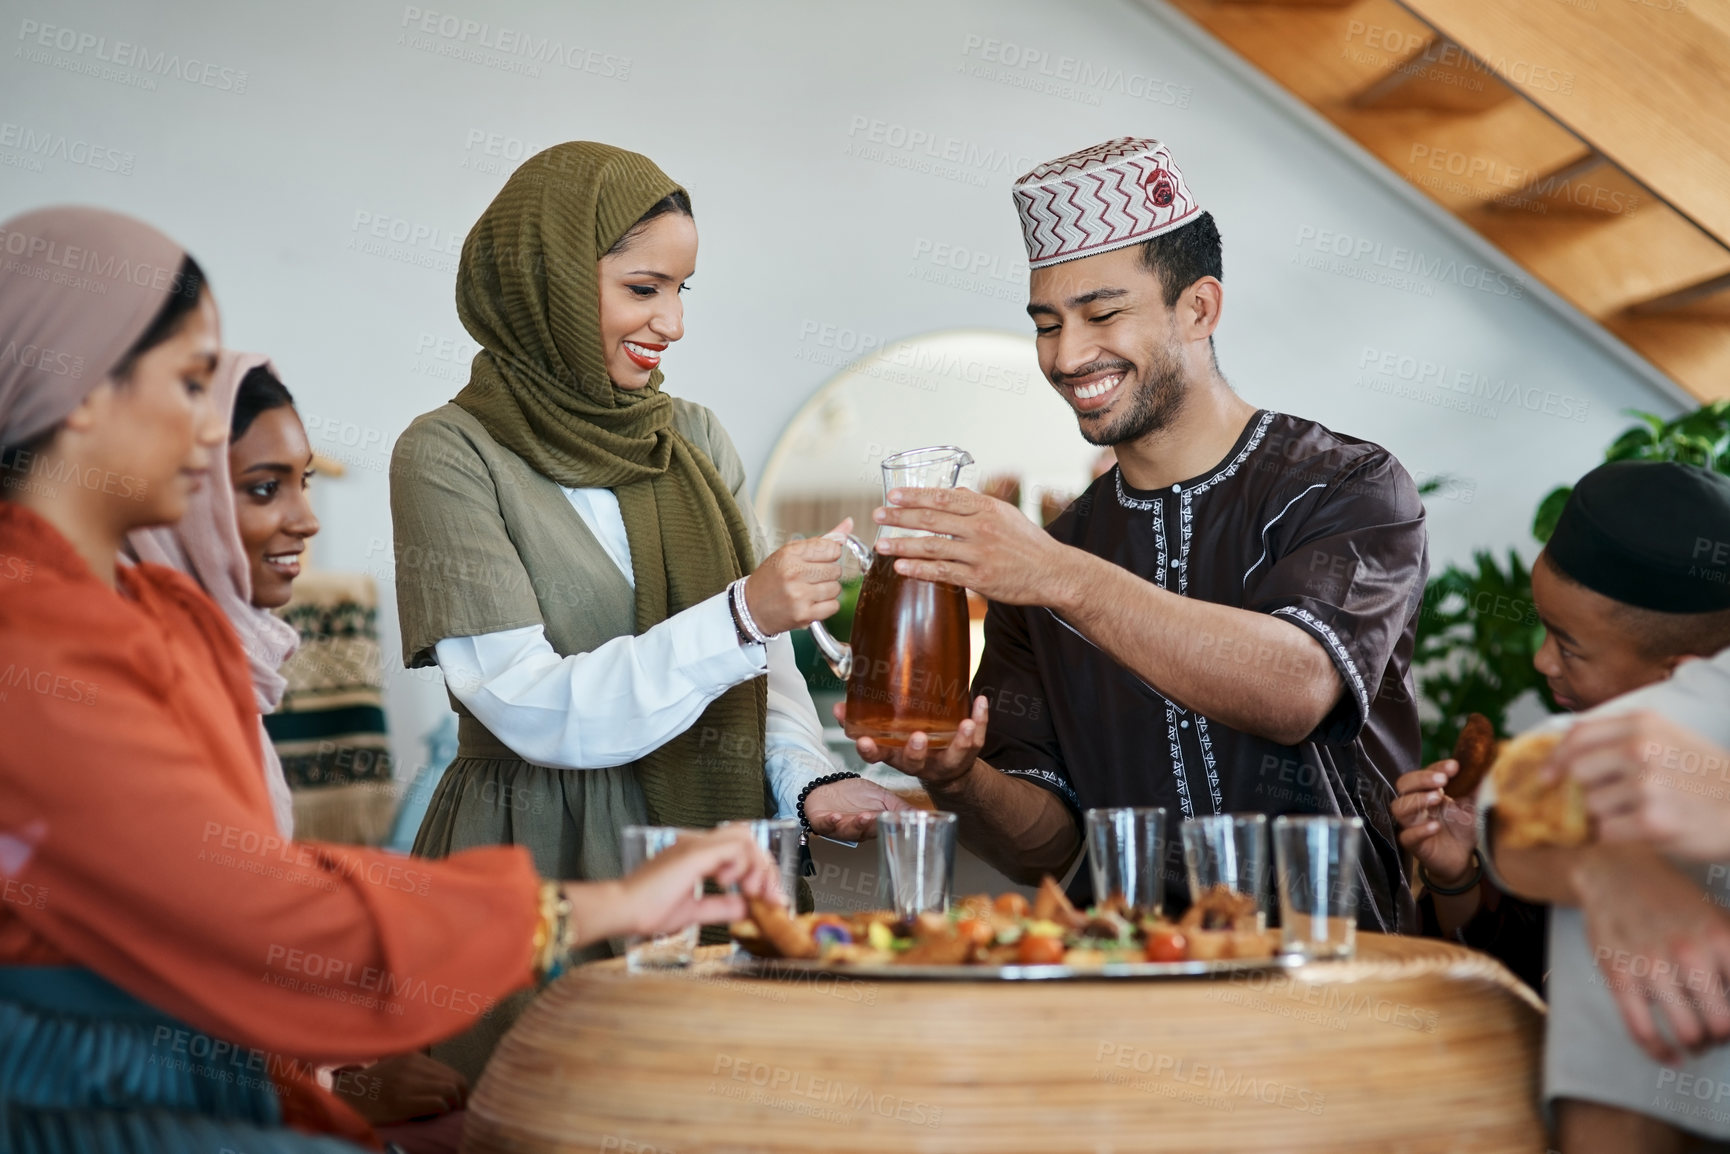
[
  {"left": 127, "top": 352, "right": 302, "bottom": 836},
  {"left": 0, "top": 206, "right": 185, "bottom": 447}
]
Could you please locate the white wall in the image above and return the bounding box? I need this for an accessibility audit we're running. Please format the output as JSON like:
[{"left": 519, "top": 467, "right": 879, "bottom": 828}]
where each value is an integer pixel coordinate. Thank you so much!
[{"left": 2, "top": 0, "right": 1684, "bottom": 779}]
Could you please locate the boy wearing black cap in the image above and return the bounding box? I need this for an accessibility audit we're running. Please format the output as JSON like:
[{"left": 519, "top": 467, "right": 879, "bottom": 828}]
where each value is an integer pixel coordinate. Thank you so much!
[
  {"left": 1534, "top": 459, "right": 1730, "bottom": 711},
  {"left": 1397, "top": 461, "right": 1730, "bottom": 999},
  {"left": 1472, "top": 461, "right": 1730, "bottom": 1153}
]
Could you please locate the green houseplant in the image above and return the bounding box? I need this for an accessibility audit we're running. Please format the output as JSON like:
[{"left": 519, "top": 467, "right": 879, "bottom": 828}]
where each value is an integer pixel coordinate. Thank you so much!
[{"left": 1414, "top": 401, "right": 1730, "bottom": 764}]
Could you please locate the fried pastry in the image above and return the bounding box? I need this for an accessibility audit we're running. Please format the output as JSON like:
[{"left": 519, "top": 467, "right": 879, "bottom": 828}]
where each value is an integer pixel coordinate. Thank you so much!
[
  {"left": 746, "top": 897, "right": 820, "bottom": 959},
  {"left": 1492, "top": 730, "right": 1586, "bottom": 848},
  {"left": 1032, "top": 875, "right": 1088, "bottom": 930},
  {"left": 1184, "top": 929, "right": 1232, "bottom": 961},
  {"left": 728, "top": 920, "right": 779, "bottom": 958},
  {"left": 900, "top": 931, "right": 974, "bottom": 966},
  {"left": 1179, "top": 884, "right": 1261, "bottom": 933},
  {"left": 1447, "top": 712, "right": 1498, "bottom": 799}
]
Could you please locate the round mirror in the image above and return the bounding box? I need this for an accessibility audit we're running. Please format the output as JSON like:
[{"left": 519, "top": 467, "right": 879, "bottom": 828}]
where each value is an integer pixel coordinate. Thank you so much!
[{"left": 756, "top": 328, "right": 1109, "bottom": 547}]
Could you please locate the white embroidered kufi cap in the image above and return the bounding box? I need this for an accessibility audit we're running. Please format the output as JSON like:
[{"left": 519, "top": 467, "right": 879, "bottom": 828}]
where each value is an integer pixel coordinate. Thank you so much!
[{"left": 1011, "top": 137, "right": 1202, "bottom": 269}]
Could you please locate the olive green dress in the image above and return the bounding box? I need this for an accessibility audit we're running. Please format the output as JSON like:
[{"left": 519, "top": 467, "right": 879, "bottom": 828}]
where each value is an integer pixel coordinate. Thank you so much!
[{"left": 391, "top": 396, "right": 770, "bottom": 1081}]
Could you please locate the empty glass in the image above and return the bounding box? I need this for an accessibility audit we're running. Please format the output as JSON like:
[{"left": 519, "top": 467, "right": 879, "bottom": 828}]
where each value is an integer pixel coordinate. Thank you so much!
[
  {"left": 1273, "top": 815, "right": 1363, "bottom": 960},
  {"left": 620, "top": 825, "right": 698, "bottom": 971},
  {"left": 1084, "top": 807, "right": 1168, "bottom": 916},
  {"left": 720, "top": 817, "right": 803, "bottom": 911},
  {"left": 877, "top": 810, "right": 958, "bottom": 919},
  {"left": 1181, "top": 813, "right": 1269, "bottom": 930}
]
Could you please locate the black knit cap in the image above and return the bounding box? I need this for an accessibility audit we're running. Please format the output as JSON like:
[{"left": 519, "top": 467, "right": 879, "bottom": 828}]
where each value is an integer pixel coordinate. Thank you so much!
[{"left": 1546, "top": 461, "right": 1730, "bottom": 612}]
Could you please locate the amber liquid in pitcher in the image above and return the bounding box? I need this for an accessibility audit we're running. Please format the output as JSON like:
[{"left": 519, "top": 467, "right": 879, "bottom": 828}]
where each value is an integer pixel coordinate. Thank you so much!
[{"left": 843, "top": 555, "right": 971, "bottom": 750}]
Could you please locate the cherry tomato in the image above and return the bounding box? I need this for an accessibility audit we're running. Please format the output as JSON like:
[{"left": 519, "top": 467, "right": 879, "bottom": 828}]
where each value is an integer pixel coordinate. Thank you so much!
[
  {"left": 995, "top": 892, "right": 1032, "bottom": 918},
  {"left": 1145, "top": 930, "right": 1188, "bottom": 964},
  {"left": 957, "top": 918, "right": 995, "bottom": 946},
  {"left": 1017, "top": 934, "right": 1067, "bottom": 966}
]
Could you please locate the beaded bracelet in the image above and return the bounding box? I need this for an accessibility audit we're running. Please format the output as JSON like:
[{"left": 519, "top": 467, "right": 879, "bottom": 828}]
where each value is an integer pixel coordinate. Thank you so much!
[
  {"left": 725, "top": 578, "right": 758, "bottom": 648},
  {"left": 728, "top": 576, "right": 782, "bottom": 644},
  {"left": 1420, "top": 851, "right": 1483, "bottom": 897},
  {"left": 531, "top": 881, "right": 577, "bottom": 984},
  {"left": 796, "top": 771, "right": 862, "bottom": 835}
]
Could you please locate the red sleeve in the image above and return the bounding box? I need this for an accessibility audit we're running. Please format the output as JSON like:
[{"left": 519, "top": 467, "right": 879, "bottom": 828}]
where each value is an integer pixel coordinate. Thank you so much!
[{"left": 0, "top": 565, "right": 539, "bottom": 1066}]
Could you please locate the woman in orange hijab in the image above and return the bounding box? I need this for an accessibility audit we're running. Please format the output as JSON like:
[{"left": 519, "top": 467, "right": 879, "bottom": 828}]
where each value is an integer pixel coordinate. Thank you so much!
[{"left": 0, "top": 207, "right": 782, "bottom": 1152}]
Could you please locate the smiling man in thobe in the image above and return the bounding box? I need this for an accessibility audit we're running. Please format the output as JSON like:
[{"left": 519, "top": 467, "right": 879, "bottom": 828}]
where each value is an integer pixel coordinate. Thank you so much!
[{"left": 848, "top": 138, "right": 1429, "bottom": 929}]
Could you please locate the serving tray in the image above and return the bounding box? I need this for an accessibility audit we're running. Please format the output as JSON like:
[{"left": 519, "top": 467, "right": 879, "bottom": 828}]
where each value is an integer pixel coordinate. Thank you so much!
[{"left": 729, "top": 952, "right": 1306, "bottom": 981}]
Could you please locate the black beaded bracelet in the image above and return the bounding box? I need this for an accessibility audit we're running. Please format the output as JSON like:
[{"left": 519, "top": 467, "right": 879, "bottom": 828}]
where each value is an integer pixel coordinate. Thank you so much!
[
  {"left": 1420, "top": 851, "right": 1483, "bottom": 897},
  {"left": 796, "top": 771, "right": 861, "bottom": 835}
]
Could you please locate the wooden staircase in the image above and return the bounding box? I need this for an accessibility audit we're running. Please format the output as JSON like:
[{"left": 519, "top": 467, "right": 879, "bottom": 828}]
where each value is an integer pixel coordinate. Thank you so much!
[{"left": 1155, "top": 0, "right": 1730, "bottom": 402}]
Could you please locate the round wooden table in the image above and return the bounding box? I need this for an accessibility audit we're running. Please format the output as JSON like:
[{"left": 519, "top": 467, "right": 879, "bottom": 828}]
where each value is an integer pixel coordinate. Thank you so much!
[{"left": 462, "top": 934, "right": 1546, "bottom": 1153}]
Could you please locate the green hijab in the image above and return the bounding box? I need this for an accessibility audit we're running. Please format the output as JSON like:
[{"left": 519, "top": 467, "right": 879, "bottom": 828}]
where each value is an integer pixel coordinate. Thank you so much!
[{"left": 453, "top": 141, "right": 767, "bottom": 831}]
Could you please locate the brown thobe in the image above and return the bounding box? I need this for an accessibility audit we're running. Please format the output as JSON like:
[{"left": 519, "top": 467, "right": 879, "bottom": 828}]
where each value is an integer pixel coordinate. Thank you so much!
[{"left": 974, "top": 410, "right": 1427, "bottom": 932}]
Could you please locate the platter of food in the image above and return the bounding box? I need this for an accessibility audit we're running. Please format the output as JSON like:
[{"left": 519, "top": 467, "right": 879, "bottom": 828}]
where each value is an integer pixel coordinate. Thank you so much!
[{"left": 728, "top": 875, "right": 1304, "bottom": 980}]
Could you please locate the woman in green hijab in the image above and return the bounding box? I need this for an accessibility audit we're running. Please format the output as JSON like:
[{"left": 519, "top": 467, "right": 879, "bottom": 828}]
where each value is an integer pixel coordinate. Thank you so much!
[{"left": 390, "top": 142, "right": 909, "bottom": 1078}]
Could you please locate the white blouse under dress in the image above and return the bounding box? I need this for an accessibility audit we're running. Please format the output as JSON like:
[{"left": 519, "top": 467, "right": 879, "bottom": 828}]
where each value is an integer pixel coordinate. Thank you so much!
[{"left": 433, "top": 484, "right": 842, "bottom": 820}]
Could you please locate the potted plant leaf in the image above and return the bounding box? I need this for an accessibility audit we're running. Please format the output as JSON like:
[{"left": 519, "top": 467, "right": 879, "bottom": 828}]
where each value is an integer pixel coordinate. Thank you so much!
[{"left": 1414, "top": 401, "right": 1730, "bottom": 764}]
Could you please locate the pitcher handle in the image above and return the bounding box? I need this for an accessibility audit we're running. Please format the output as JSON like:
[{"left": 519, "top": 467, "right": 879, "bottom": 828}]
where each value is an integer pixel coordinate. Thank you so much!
[{"left": 807, "top": 533, "right": 872, "bottom": 679}]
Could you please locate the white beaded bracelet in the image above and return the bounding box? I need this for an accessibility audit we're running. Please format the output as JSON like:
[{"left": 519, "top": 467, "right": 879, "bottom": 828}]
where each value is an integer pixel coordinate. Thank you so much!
[{"left": 728, "top": 577, "right": 782, "bottom": 644}]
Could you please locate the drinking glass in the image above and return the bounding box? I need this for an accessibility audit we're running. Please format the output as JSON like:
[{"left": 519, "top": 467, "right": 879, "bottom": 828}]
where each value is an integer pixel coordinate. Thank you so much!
[
  {"left": 1273, "top": 815, "right": 1363, "bottom": 960},
  {"left": 877, "top": 811, "right": 958, "bottom": 919},
  {"left": 1084, "top": 807, "right": 1168, "bottom": 916},
  {"left": 620, "top": 825, "right": 698, "bottom": 971},
  {"left": 1181, "top": 813, "right": 1269, "bottom": 930},
  {"left": 720, "top": 817, "right": 803, "bottom": 911}
]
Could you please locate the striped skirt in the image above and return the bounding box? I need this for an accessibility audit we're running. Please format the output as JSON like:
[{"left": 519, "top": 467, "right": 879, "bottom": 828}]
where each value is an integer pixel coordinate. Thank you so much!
[{"left": 0, "top": 966, "right": 365, "bottom": 1154}]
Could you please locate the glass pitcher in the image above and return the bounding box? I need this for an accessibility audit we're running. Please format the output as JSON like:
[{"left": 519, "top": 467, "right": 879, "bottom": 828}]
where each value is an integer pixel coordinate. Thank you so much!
[{"left": 811, "top": 445, "right": 975, "bottom": 750}]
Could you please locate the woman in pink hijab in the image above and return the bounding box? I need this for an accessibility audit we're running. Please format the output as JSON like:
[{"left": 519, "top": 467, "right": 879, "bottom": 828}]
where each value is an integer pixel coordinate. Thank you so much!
[
  {"left": 128, "top": 352, "right": 310, "bottom": 836},
  {"left": 0, "top": 205, "right": 785, "bottom": 1154}
]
